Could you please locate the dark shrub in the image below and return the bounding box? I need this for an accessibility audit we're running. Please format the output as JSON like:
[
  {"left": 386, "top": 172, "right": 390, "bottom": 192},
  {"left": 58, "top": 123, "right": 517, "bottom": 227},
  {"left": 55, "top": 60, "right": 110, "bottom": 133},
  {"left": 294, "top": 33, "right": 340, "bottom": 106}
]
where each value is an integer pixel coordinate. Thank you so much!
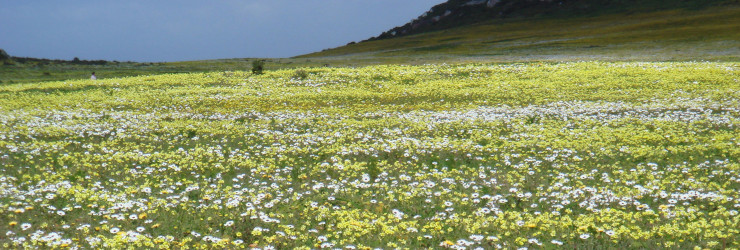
[
  {"left": 292, "top": 69, "right": 309, "bottom": 80},
  {"left": 0, "top": 49, "right": 9, "bottom": 61},
  {"left": 252, "top": 60, "right": 265, "bottom": 75}
]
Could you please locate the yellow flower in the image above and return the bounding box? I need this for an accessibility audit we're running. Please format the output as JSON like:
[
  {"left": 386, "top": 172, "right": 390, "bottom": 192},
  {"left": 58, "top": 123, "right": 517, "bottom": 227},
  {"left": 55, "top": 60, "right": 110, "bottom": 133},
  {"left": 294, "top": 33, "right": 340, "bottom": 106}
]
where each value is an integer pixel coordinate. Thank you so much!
[{"left": 9, "top": 221, "right": 17, "bottom": 226}]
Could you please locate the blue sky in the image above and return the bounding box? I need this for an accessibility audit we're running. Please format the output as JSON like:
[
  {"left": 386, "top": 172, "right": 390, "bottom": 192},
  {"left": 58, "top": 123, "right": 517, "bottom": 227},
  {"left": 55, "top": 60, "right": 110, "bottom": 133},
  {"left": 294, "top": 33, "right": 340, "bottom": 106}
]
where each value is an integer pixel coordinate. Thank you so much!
[{"left": 0, "top": 0, "right": 444, "bottom": 62}]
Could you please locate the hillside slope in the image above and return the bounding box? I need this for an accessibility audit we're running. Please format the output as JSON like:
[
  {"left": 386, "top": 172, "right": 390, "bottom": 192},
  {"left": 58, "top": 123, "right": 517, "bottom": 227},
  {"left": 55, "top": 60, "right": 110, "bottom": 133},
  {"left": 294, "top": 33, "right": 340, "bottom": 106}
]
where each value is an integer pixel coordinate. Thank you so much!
[
  {"left": 299, "top": 5, "right": 739, "bottom": 62},
  {"left": 367, "top": 0, "right": 738, "bottom": 41}
]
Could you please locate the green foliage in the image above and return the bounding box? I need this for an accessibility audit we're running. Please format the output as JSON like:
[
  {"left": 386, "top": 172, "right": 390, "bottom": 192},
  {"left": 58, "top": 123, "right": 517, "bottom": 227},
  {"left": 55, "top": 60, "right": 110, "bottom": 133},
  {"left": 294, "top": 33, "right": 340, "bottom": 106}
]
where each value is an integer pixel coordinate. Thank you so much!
[
  {"left": 251, "top": 60, "right": 265, "bottom": 75},
  {"left": 291, "top": 69, "right": 309, "bottom": 80},
  {"left": 0, "top": 49, "right": 9, "bottom": 61}
]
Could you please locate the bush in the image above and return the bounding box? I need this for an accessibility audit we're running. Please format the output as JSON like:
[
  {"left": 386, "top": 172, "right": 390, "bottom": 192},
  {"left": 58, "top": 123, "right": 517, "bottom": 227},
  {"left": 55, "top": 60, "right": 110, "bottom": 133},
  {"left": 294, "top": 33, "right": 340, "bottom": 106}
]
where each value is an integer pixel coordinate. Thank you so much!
[
  {"left": 0, "top": 49, "right": 10, "bottom": 62},
  {"left": 292, "top": 69, "right": 309, "bottom": 80},
  {"left": 252, "top": 60, "right": 265, "bottom": 75}
]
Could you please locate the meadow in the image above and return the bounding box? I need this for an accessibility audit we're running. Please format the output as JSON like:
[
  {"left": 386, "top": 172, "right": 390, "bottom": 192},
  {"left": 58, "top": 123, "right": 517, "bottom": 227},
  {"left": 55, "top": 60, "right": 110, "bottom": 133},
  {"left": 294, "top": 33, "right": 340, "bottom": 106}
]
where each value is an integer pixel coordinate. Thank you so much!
[{"left": 1, "top": 61, "right": 738, "bottom": 249}]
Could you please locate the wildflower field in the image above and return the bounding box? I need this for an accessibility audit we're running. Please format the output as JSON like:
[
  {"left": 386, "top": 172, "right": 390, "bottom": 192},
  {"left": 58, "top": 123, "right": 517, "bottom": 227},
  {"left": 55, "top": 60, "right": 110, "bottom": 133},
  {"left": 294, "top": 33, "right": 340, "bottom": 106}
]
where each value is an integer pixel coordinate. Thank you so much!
[{"left": 1, "top": 62, "right": 739, "bottom": 249}]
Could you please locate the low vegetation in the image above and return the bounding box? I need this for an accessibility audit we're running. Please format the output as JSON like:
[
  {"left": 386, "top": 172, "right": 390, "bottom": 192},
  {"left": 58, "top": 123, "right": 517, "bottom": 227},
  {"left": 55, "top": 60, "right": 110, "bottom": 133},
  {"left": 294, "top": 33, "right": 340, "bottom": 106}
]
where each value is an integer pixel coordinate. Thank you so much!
[
  {"left": 1, "top": 62, "right": 738, "bottom": 248},
  {"left": 0, "top": 58, "right": 321, "bottom": 85}
]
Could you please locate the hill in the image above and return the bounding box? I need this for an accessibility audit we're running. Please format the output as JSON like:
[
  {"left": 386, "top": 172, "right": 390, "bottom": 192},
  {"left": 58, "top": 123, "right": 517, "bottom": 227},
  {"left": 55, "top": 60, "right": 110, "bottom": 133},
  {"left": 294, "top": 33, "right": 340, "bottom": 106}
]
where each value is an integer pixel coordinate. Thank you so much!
[
  {"left": 366, "top": 0, "right": 739, "bottom": 41},
  {"left": 299, "top": 2, "right": 740, "bottom": 62}
]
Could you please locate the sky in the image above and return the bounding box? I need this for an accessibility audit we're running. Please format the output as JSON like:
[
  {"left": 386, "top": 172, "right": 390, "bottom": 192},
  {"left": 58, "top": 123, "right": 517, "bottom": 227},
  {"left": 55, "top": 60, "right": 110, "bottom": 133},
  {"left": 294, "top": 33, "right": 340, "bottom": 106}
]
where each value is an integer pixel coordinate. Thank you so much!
[{"left": 0, "top": 0, "right": 445, "bottom": 62}]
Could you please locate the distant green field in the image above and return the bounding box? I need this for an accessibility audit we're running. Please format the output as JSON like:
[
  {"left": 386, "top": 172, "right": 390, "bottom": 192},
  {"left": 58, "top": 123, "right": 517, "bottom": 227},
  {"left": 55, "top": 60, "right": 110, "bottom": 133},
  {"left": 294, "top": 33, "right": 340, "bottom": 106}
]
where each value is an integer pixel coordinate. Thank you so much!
[
  {"left": 0, "top": 58, "right": 326, "bottom": 84},
  {"left": 1, "top": 62, "right": 738, "bottom": 249}
]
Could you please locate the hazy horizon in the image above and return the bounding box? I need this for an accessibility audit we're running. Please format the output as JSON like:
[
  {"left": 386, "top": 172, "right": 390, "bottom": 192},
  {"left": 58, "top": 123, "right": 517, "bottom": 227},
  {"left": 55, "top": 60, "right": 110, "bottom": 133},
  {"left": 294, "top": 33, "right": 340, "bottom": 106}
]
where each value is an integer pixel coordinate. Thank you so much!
[{"left": 0, "top": 0, "right": 445, "bottom": 62}]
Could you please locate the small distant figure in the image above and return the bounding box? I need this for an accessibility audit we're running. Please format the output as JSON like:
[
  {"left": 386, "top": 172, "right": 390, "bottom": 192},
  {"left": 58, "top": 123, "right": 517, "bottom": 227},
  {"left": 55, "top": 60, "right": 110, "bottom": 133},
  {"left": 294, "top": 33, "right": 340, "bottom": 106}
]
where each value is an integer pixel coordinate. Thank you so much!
[{"left": 90, "top": 72, "right": 97, "bottom": 80}]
